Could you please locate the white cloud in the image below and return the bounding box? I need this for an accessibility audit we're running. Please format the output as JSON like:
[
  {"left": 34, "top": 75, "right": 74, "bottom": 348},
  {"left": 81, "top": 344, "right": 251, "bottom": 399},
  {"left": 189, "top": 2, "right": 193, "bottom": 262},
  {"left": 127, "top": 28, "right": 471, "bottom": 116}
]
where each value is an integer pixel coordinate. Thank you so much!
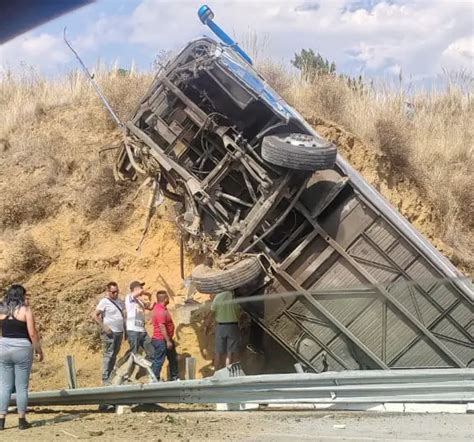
[
  {"left": 338, "top": 1, "right": 473, "bottom": 76},
  {"left": 0, "top": 0, "right": 472, "bottom": 81},
  {"left": 0, "top": 32, "right": 69, "bottom": 69},
  {"left": 441, "top": 35, "right": 474, "bottom": 70},
  {"left": 73, "top": 14, "right": 134, "bottom": 52}
]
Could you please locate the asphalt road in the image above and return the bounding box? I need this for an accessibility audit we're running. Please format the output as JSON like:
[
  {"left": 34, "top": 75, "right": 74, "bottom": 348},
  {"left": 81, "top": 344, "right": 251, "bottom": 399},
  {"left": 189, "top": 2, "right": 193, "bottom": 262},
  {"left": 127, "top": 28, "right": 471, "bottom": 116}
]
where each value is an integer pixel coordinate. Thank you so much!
[{"left": 2, "top": 405, "right": 473, "bottom": 441}]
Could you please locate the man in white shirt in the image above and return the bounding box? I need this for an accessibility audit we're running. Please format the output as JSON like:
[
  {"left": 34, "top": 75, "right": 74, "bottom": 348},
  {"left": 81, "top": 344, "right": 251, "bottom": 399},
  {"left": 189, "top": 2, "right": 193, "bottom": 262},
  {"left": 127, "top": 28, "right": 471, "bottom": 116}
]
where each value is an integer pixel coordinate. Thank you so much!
[
  {"left": 93, "top": 282, "right": 125, "bottom": 384},
  {"left": 125, "top": 281, "right": 153, "bottom": 357}
]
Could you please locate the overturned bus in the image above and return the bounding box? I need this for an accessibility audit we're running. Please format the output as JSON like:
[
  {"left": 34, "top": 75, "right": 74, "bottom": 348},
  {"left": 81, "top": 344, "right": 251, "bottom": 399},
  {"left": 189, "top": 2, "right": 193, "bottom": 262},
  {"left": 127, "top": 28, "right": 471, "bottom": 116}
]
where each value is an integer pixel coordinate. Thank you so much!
[{"left": 114, "top": 5, "right": 473, "bottom": 372}]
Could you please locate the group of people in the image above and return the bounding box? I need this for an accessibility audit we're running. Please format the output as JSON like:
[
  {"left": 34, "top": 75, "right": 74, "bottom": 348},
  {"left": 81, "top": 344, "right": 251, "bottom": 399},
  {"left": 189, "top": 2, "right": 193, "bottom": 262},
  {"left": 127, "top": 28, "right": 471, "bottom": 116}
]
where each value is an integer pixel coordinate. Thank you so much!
[
  {"left": 0, "top": 279, "right": 244, "bottom": 430},
  {"left": 93, "top": 280, "right": 243, "bottom": 384},
  {"left": 93, "top": 281, "right": 179, "bottom": 384}
]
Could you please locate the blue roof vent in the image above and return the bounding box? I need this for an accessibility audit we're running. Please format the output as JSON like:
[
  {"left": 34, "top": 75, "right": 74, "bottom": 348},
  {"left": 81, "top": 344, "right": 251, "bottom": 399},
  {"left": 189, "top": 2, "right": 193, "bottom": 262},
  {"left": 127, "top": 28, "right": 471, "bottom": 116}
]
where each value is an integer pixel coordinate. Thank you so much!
[
  {"left": 197, "top": 5, "right": 253, "bottom": 65},
  {"left": 198, "top": 5, "right": 214, "bottom": 24}
]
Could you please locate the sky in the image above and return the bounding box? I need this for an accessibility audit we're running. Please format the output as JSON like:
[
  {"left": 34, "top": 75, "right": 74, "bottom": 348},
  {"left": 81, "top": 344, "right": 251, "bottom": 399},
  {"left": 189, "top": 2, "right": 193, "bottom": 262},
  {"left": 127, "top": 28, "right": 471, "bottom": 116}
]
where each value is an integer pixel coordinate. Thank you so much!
[{"left": 0, "top": 0, "right": 473, "bottom": 86}]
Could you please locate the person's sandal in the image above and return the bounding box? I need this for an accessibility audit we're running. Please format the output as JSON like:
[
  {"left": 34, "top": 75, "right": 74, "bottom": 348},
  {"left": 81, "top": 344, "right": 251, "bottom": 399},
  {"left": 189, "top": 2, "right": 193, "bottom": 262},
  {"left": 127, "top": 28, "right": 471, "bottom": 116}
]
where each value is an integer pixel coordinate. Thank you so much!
[
  {"left": 0, "top": 417, "right": 5, "bottom": 430},
  {"left": 18, "top": 417, "right": 31, "bottom": 430}
]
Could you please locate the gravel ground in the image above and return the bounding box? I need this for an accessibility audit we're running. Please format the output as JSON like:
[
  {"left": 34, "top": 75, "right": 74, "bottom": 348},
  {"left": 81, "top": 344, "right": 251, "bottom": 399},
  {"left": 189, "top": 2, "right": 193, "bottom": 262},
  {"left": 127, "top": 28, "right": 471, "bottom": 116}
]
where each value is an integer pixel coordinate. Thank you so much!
[{"left": 1, "top": 405, "right": 472, "bottom": 441}]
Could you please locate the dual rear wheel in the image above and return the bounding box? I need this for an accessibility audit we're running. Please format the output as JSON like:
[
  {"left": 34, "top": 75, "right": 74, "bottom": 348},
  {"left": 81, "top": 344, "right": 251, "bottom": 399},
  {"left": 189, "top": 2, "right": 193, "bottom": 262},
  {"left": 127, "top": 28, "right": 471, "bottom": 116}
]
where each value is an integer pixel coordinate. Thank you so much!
[
  {"left": 261, "top": 133, "right": 337, "bottom": 171},
  {"left": 191, "top": 133, "right": 337, "bottom": 292}
]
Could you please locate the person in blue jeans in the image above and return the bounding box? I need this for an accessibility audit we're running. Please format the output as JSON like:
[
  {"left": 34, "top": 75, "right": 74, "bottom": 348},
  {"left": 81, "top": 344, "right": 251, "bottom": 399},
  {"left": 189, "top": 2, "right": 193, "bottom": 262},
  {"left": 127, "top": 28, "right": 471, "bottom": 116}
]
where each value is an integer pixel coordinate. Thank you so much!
[
  {"left": 125, "top": 281, "right": 154, "bottom": 358},
  {"left": 93, "top": 282, "right": 125, "bottom": 384},
  {"left": 151, "top": 291, "right": 179, "bottom": 381},
  {"left": 0, "top": 284, "right": 44, "bottom": 431}
]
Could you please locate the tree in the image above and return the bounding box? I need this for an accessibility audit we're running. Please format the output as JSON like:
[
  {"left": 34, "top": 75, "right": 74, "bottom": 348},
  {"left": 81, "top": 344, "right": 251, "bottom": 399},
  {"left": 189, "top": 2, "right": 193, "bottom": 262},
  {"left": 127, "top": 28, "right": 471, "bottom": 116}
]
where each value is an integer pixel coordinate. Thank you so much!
[
  {"left": 291, "top": 49, "right": 336, "bottom": 79},
  {"left": 116, "top": 68, "right": 129, "bottom": 77},
  {"left": 291, "top": 48, "right": 368, "bottom": 94}
]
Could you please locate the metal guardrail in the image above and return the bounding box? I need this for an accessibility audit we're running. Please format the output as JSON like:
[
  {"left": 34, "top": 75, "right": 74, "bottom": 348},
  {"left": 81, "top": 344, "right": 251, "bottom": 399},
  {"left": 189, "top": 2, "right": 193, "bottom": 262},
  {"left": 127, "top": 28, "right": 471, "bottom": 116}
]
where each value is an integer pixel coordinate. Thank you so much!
[{"left": 20, "top": 369, "right": 474, "bottom": 407}]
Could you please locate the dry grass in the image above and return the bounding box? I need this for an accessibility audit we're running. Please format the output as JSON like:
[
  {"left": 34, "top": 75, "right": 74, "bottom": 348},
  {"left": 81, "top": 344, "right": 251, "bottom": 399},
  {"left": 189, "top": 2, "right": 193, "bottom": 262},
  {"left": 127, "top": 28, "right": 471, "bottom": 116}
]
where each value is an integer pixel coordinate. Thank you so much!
[
  {"left": 3, "top": 233, "right": 53, "bottom": 283},
  {"left": 374, "top": 117, "right": 412, "bottom": 173},
  {"left": 0, "top": 181, "right": 57, "bottom": 228},
  {"left": 31, "top": 273, "right": 106, "bottom": 349},
  {"left": 0, "top": 67, "right": 149, "bottom": 221},
  {"left": 80, "top": 165, "right": 131, "bottom": 220},
  {"left": 0, "top": 61, "right": 472, "bottom": 277},
  {"left": 0, "top": 67, "right": 151, "bottom": 286}
]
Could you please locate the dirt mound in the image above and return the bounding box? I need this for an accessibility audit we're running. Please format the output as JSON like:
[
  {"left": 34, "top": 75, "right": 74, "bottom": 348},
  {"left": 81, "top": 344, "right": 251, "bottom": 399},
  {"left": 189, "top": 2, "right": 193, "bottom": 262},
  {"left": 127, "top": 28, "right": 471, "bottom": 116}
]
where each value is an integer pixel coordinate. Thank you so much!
[
  {"left": 0, "top": 71, "right": 471, "bottom": 390},
  {"left": 19, "top": 116, "right": 470, "bottom": 390}
]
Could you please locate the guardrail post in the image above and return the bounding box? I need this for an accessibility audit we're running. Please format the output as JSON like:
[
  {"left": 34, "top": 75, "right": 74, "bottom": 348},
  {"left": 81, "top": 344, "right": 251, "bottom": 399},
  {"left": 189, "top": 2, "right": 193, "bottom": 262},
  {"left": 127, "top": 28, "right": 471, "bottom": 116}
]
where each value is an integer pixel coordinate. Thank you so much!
[
  {"left": 185, "top": 357, "right": 196, "bottom": 380},
  {"left": 294, "top": 363, "right": 305, "bottom": 373},
  {"left": 65, "top": 355, "right": 78, "bottom": 389}
]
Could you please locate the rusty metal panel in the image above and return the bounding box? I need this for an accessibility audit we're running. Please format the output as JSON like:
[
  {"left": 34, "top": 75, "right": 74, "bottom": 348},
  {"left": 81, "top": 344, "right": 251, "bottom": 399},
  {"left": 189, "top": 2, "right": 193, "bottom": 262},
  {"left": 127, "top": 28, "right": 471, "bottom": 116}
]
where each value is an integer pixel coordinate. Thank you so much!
[
  {"left": 431, "top": 326, "right": 473, "bottom": 366},
  {"left": 388, "top": 279, "right": 440, "bottom": 325},
  {"left": 296, "top": 246, "right": 336, "bottom": 287},
  {"left": 285, "top": 233, "right": 326, "bottom": 275},
  {"left": 434, "top": 340, "right": 473, "bottom": 366},
  {"left": 318, "top": 295, "right": 374, "bottom": 329},
  {"left": 263, "top": 190, "right": 471, "bottom": 371},
  {"left": 320, "top": 198, "right": 375, "bottom": 249},
  {"left": 288, "top": 300, "right": 338, "bottom": 344},
  {"left": 297, "top": 320, "right": 337, "bottom": 352},
  {"left": 433, "top": 318, "right": 472, "bottom": 345},
  {"left": 262, "top": 273, "right": 299, "bottom": 324},
  {"left": 265, "top": 186, "right": 471, "bottom": 372},
  {"left": 269, "top": 314, "right": 302, "bottom": 347}
]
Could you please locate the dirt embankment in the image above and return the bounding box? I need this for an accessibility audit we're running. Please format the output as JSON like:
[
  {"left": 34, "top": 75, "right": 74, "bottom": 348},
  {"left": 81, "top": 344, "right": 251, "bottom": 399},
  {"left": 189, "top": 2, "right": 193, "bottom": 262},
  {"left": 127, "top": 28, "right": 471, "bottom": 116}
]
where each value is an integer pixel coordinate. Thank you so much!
[
  {"left": 24, "top": 117, "right": 470, "bottom": 390},
  {"left": 0, "top": 73, "right": 470, "bottom": 391},
  {"left": 19, "top": 203, "right": 218, "bottom": 391}
]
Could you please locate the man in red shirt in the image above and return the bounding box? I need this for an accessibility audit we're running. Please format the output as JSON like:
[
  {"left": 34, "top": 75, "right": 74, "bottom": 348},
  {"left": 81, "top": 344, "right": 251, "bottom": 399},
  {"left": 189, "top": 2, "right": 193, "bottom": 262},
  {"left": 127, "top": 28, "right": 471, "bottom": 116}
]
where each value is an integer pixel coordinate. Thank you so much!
[{"left": 151, "top": 290, "right": 179, "bottom": 381}]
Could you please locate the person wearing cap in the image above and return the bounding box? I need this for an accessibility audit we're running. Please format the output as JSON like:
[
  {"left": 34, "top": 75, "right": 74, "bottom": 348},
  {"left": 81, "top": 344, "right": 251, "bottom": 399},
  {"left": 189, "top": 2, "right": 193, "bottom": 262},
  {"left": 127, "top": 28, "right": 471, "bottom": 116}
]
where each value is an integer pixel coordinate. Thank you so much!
[{"left": 125, "top": 281, "right": 153, "bottom": 357}]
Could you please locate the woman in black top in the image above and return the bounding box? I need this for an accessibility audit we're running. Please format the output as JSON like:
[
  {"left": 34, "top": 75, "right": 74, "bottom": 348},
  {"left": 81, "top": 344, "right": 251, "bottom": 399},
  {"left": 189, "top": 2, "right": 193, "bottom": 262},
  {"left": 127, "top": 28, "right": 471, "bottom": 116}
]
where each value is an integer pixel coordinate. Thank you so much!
[{"left": 0, "top": 284, "right": 43, "bottom": 430}]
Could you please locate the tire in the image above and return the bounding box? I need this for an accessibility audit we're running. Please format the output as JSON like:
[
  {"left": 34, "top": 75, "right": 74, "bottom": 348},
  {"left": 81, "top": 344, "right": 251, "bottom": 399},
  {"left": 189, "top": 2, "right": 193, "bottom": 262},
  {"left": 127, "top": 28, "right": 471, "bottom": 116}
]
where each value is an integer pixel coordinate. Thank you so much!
[
  {"left": 261, "top": 133, "right": 337, "bottom": 171},
  {"left": 191, "top": 257, "right": 262, "bottom": 294}
]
